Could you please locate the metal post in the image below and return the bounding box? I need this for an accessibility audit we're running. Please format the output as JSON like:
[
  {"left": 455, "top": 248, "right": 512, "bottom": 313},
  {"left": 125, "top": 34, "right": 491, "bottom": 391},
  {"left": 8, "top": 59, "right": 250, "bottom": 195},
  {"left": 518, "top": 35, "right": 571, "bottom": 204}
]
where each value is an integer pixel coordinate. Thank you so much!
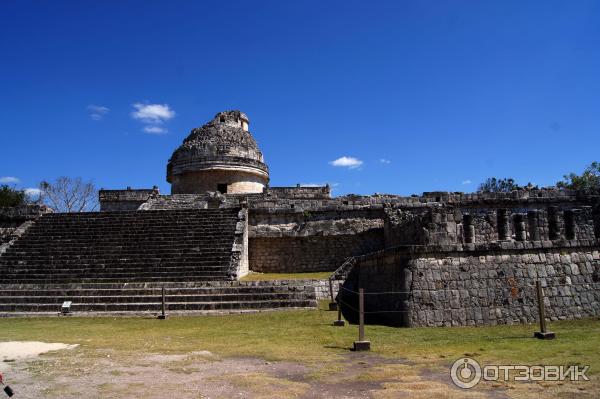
[
  {"left": 158, "top": 285, "right": 167, "bottom": 319},
  {"left": 534, "top": 281, "right": 554, "bottom": 339},
  {"left": 353, "top": 287, "right": 370, "bottom": 350},
  {"left": 333, "top": 283, "right": 345, "bottom": 326}
]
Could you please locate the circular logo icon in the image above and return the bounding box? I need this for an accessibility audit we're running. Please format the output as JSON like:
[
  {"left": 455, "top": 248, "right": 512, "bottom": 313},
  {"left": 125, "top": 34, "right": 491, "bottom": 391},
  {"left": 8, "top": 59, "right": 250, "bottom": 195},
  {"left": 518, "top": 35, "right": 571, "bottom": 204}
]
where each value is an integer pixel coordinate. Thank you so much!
[{"left": 450, "top": 357, "right": 482, "bottom": 389}]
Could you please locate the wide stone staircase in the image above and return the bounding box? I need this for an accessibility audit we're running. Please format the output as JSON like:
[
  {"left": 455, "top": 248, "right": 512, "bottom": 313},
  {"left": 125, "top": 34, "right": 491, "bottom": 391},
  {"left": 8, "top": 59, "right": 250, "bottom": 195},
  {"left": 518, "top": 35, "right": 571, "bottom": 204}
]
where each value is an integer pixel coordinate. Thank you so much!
[{"left": 0, "top": 209, "right": 317, "bottom": 315}]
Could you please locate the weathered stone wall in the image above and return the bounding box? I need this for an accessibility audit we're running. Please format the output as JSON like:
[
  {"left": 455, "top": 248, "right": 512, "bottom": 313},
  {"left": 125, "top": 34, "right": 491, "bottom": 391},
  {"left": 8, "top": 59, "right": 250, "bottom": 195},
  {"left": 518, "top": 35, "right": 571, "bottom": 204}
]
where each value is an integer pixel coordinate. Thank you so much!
[
  {"left": 249, "top": 188, "right": 587, "bottom": 212},
  {"left": 1, "top": 218, "right": 24, "bottom": 245},
  {"left": 313, "top": 279, "right": 343, "bottom": 300},
  {"left": 241, "top": 278, "right": 341, "bottom": 300},
  {"left": 167, "top": 111, "right": 269, "bottom": 195},
  {"left": 263, "top": 186, "right": 331, "bottom": 200},
  {"left": 170, "top": 169, "right": 266, "bottom": 194},
  {"left": 140, "top": 194, "right": 209, "bottom": 210},
  {"left": 0, "top": 205, "right": 50, "bottom": 244},
  {"left": 0, "top": 205, "right": 51, "bottom": 222},
  {"left": 250, "top": 229, "right": 384, "bottom": 272},
  {"left": 249, "top": 208, "right": 384, "bottom": 272},
  {"left": 384, "top": 194, "right": 597, "bottom": 248},
  {"left": 342, "top": 189, "right": 600, "bottom": 327},
  {"left": 0, "top": 205, "right": 50, "bottom": 254},
  {"left": 343, "top": 240, "right": 600, "bottom": 327},
  {"left": 0, "top": 221, "right": 35, "bottom": 255},
  {"left": 231, "top": 207, "right": 250, "bottom": 278},
  {"left": 99, "top": 188, "right": 159, "bottom": 212},
  {"left": 408, "top": 245, "right": 600, "bottom": 327}
]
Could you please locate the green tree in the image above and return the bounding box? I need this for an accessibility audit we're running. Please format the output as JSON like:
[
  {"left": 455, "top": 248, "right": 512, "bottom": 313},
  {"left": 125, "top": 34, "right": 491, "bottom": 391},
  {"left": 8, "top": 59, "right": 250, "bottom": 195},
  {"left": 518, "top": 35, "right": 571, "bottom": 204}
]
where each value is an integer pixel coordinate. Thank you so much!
[
  {"left": 0, "top": 185, "right": 27, "bottom": 207},
  {"left": 557, "top": 162, "right": 600, "bottom": 191},
  {"left": 477, "top": 177, "right": 521, "bottom": 193}
]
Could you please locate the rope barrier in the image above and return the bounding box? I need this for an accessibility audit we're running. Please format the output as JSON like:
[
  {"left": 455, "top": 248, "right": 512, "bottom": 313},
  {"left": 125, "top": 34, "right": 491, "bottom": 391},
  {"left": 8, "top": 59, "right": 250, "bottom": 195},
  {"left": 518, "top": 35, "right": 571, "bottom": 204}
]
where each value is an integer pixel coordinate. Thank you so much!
[
  {"left": 337, "top": 299, "right": 409, "bottom": 314},
  {"left": 337, "top": 299, "right": 359, "bottom": 313},
  {"left": 362, "top": 291, "right": 411, "bottom": 295},
  {"left": 334, "top": 278, "right": 572, "bottom": 349},
  {"left": 337, "top": 282, "right": 599, "bottom": 296},
  {"left": 363, "top": 309, "right": 410, "bottom": 314},
  {"left": 333, "top": 281, "right": 598, "bottom": 322},
  {"left": 339, "top": 286, "right": 411, "bottom": 295},
  {"left": 333, "top": 281, "right": 598, "bottom": 319}
]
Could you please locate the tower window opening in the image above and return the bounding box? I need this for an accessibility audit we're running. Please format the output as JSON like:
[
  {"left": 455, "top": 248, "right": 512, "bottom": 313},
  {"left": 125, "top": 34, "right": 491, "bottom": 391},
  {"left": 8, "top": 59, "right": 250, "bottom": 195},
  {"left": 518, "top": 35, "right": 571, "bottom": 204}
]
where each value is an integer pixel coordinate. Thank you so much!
[
  {"left": 217, "top": 184, "right": 228, "bottom": 194},
  {"left": 219, "top": 116, "right": 225, "bottom": 123}
]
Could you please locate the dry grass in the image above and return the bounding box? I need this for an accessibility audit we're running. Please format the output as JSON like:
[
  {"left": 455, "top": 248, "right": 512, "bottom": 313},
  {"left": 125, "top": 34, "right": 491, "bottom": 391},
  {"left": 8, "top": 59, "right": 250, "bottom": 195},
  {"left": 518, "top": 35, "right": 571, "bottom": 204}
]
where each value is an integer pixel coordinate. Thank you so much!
[
  {"left": 210, "top": 372, "right": 310, "bottom": 399},
  {"left": 1, "top": 304, "right": 599, "bottom": 398}
]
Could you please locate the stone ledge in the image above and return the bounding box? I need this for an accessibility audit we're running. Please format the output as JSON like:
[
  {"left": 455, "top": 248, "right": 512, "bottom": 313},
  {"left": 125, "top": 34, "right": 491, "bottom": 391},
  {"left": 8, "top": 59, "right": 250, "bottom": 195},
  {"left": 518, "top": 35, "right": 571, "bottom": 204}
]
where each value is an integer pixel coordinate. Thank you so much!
[{"left": 354, "top": 239, "right": 600, "bottom": 263}]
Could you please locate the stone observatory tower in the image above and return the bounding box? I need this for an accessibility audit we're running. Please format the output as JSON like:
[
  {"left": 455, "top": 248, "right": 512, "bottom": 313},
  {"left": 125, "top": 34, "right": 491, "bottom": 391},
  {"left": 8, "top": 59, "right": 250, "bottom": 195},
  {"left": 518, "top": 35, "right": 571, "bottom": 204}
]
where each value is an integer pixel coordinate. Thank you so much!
[{"left": 167, "top": 110, "right": 269, "bottom": 194}]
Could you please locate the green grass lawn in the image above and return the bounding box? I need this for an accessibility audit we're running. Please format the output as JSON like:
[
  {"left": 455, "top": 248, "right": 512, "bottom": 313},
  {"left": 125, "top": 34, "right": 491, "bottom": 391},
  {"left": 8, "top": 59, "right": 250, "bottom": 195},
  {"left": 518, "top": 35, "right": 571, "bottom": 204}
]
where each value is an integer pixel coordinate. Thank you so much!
[
  {"left": 240, "top": 271, "right": 332, "bottom": 281},
  {"left": 1, "top": 302, "right": 598, "bottom": 376}
]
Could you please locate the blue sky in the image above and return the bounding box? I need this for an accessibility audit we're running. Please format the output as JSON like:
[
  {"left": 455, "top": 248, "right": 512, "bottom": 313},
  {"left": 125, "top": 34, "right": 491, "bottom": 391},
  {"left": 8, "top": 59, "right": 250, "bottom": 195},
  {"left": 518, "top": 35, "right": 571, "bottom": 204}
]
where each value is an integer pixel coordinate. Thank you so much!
[{"left": 1, "top": 1, "right": 599, "bottom": 197}]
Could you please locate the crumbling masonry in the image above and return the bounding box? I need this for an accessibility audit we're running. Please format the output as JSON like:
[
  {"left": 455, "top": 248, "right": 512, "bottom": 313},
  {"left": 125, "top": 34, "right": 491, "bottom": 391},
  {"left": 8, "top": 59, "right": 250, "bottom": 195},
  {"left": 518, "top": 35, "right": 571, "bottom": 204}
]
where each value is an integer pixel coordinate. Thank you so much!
[{"left": 1, "top": 110, "right": 599, "bottom": 324}]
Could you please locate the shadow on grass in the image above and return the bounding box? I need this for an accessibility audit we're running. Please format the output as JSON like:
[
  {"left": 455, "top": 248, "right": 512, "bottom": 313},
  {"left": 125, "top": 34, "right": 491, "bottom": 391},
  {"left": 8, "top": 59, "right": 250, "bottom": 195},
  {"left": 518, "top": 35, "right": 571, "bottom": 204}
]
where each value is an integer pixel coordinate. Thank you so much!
[{"left": 323, "top": 345, "right": 353, "bottom": 351}]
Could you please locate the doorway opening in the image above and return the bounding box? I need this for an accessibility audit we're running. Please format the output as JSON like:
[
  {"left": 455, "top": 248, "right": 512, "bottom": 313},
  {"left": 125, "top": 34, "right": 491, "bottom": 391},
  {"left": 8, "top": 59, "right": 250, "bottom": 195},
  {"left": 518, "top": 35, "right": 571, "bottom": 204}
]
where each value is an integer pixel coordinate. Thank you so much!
[{"left": 217, "top": 184, "right": 228, "bottom": 194}]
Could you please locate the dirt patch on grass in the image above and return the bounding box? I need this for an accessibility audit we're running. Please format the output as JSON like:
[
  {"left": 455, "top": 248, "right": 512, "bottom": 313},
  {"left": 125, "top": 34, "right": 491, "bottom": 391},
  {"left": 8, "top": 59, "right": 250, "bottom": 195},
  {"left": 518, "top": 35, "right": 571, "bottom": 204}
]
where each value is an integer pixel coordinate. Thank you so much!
[
  {"left": 1, "top": 342, "right": 595, "bottom": 398},
  {"left": 2, "top": 346, "right": 510, "bottom": 398},
  {"left": 0, "top": 341, "right": 78, "bottom": 372}
]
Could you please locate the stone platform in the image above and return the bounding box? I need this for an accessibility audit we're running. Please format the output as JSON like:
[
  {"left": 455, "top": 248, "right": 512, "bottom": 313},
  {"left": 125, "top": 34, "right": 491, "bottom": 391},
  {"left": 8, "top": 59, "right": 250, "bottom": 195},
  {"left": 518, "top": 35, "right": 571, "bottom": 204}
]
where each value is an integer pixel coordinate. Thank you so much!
[
  {"left": 0, "top": 208, "right": 243, "bottom": 283},
  {"left": 0, "top": 281, "right": 317, "bottom": 316}
]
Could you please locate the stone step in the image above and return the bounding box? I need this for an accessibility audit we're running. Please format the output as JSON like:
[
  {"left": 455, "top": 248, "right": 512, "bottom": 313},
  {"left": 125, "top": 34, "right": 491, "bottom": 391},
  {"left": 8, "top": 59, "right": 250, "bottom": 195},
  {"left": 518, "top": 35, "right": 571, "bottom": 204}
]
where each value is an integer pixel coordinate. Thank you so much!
[
  {"left": 0, "top": 276, "right": 233, "bottom": 284},
  {"left": 24, "top": 228, "right": 236, "bottom": 233},
  {"left": 0, "top": 286, "right": 311, "bottom": 296},
  {"left": 0, "top": 300, "right": 317, "bottom": 313},
  {"left": 0, "top": 265, "right": 231, "bottom": 272},
  {"left": 0, "top": 207, "right": 308, "bottom": 316},
  {"left": 2, "top": 248, "right": 233, "bottom": 254},
  {"left": 1, "top": 271, "right": 229, "bottom": 279},
  {"left": 0, "top": 292, "right": 309, "bottom": 304},
  {"left": 0, "top": 281, "right": 317, "bottom": 290},
  {"left": 4, "top": 248, "right": 234, "bottom": 255},
  {"left": 0, "top": 258, "right": 231, "bottom": 264},
  {"left": 0, "top": 207, "right": 241, "bottom": 285},
  {"left": 8, "top": 241, "right": 235, "bottom": 248},
  {"left": 1, "top": 270, "right": 229, "bottom": 277}
]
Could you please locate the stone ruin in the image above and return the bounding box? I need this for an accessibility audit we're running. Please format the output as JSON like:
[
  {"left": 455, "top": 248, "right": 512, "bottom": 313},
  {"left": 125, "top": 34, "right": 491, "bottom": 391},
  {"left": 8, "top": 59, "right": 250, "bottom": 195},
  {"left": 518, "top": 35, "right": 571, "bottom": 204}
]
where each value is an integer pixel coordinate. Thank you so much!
[{"left": 0, "top": 110, "right": 599, "bottom": 325}]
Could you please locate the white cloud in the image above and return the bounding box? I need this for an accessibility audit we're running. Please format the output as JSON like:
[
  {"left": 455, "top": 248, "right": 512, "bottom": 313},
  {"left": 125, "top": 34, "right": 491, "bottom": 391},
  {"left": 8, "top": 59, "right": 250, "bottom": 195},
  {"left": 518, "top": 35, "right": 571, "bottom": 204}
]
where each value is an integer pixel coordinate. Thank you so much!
[
  {"left": 143, "top": 126, "right": 167, "bottom": 135},
  {"left": 132, "top": 103, "right": 175, "bottom": 134},
  {"left": 0, "top": 176, "right": 20, "bottom": 184},
  {"left": 24, "top": 188, "right": 42, "bottom": 197},
  {"left": 330, "top": 156, "right": 363, "bottom": 169},
  {"left": 462, "top": 179, "right": 472, "bottom": 185},
  {"left": 379, "top": 158, "right": 391, "bottom": 164},
  {"left": 87, "top": 105, "right": 109, "bottom": 121},
  {"left": 131, "top": 103, "right": 175, "bottom": 124}
]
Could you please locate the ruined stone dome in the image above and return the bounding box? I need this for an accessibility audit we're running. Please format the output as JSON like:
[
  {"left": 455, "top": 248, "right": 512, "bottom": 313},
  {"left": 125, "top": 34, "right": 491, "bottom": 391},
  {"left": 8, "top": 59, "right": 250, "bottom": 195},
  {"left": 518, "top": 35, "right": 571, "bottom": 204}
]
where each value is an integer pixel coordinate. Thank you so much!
[{"left": 167, "top": 110, "right": 270, "bottom": 194}]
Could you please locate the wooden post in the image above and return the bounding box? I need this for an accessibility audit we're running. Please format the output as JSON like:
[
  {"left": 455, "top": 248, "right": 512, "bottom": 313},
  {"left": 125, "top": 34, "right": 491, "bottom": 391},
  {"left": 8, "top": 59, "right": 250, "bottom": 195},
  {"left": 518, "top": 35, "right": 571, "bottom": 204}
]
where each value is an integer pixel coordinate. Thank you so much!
[
  {"left": 329, "top": 279, "right": 334, "bottom": 302},
  {"left": 328, "top": 279, "right": 337, "bottom": 311},
  {"left": 353, "top": 287, "right": 370, "bottom": 350},
  {"left": 359, "top": 288, "right": 365, "bottom": 341},
  {"left": 536, "top": 281, "right": 547, "bottom": 333},
  {"left": 333, "top": 283, "right": 345, "bottom": 326},
  {"left": 158, "top": 285, "right": 167, "bottom": 319},
  {"left": 534, "top": 281, "right": 554, "bottom": 339}
]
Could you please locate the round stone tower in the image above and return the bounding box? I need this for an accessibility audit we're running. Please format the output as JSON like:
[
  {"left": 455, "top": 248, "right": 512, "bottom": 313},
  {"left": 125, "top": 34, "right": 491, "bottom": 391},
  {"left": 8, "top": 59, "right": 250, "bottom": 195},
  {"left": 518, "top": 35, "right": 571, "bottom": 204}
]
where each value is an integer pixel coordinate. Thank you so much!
[{"left": 167, "top": 110, "right": 269, "bottom": 194}]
